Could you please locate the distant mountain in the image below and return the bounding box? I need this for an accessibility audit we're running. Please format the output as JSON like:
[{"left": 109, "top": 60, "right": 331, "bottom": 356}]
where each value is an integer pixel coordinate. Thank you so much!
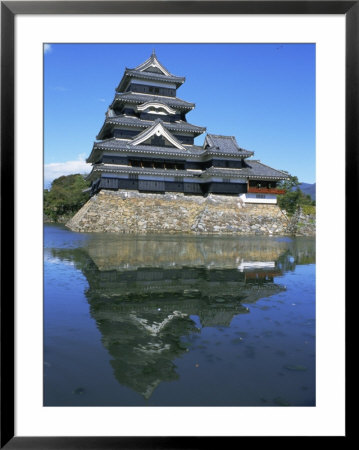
[{"left": 298, "top": 183, "right": 316, "bottom": 201}]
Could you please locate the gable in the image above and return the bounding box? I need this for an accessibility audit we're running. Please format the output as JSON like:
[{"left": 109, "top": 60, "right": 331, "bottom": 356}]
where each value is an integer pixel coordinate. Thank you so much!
[
  {"left": 130, "top": 121, "right": 186, "bottom": 150},
  {"left": 137, "top": 101, "right": 176, "bottom": 116},
  {"left": 141, "top": 134, "right": 172, "bottom": 148},
  {"left": 134, "top": 53, "right": 172, "bottom": 77},
  {"left": 143, "top": 66, "right": 164, "bottom": 74}
]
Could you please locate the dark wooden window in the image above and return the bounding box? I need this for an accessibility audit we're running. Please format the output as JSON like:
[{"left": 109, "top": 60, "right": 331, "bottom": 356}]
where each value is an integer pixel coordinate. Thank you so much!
[
  {"left": 114, "top": 129, "right": 139, "bottom": 139},
  {"left": 138, "top": 180, "right": 165, "bottom": 192},
  {"left": 127, "top": 83, "right": 176, "bottom": 97},
  {"left": 249, "top": 180, "right": 277, "bottom": 189}
]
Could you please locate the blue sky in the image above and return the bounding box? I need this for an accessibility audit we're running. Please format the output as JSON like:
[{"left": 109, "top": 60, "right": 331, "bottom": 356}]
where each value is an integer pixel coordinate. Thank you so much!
[{"left": 44, "top": 43, "right": 315, "bottom": 185}]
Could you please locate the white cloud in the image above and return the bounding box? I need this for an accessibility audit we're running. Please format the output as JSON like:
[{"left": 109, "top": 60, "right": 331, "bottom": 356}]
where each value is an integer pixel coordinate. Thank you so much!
[
  {"left": 44, "top": 155, "right": 91, "bottom": 187},
  {"left": 44, "top": 44, "right": 52, "bottom": 54}
]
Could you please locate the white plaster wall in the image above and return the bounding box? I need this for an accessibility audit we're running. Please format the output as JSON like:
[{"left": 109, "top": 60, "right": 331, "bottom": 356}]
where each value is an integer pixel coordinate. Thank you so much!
[{"left": 240, "top": 193, "right": 277, "bottom": 204}]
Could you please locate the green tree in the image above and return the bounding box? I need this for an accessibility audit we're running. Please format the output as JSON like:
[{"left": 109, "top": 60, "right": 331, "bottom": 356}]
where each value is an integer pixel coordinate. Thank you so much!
[
  {"left": 279, "top": 175, "right": 299, "bottom": 192},
  {"left": 278, "top": 175, "right": 315, "bottom": 215},
  {"left": 44, "top": 174, "right": 90, "bottom": 221}
]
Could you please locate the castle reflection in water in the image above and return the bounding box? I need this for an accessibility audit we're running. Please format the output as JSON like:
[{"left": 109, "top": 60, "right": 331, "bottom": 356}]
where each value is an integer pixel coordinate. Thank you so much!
[{"left": 50, "top": 234, "right": 315, "bottom": 399}]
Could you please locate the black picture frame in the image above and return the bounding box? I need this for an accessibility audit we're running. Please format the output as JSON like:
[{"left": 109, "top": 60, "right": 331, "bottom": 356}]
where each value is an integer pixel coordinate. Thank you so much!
[{"left": 1, "top": 1, "right": 354, "bottom": 447}]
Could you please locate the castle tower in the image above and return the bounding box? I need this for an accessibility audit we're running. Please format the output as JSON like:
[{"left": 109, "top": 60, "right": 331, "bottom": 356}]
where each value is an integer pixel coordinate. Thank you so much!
[{"left": 86, "top": 52, "right": 288, "bottom": 202}]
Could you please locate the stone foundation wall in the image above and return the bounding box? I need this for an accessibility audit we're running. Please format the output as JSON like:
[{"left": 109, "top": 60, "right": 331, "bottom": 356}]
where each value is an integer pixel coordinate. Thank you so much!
[{"left": 66, "top": 190, "right": 315, "bottom": 236}]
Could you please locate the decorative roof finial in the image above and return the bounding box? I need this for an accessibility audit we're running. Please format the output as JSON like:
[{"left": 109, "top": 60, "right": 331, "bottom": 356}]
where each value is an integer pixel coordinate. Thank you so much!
[{"left": 152, "top": 48, "right": 156, "bottom": 58}]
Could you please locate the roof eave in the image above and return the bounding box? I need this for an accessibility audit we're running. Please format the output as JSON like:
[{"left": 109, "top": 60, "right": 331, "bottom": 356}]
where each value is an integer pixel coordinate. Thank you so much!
[
  {"left": 247, "top": 175, "right": 289, "bottom": 181},
  {"left": 116, "top": 70, "right": 185, "bottom": 93},
  {"left": 111, "top": 94, "right": 195, "bottom": 111},
  {"left": 104, "top": 118, "right": 206, "bottom": 135}
]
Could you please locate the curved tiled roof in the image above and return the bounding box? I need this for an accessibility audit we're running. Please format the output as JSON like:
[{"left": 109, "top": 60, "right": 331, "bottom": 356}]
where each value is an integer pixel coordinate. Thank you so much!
[
  {"left": 129, "top": 119, "right": 186, "bottom": 150},
  {"left": 87, "top": 159, "right": 289, "bottom": 182},
  {"left": 112, "top": 92, "right": 195, "bottom": 111},
  {"left": 117, "top": 69, "right": 185, "bottom": 92},
  {"left": 243, "top": 160, "right": 290, "bottom": 179},
  {"left": 205, "top": 147, "right": 253, "bottom": 158},
  {"left": 86, "top": 139, "right": 205, "bottom": 163},
  {"left": 133, "top": 51, "right": 177, "bottom": 77},
  {"left": 98, "top": 115, "right": 206, "bottom": 137},
  {"left": 92, "top": 139, "right": 203, "bottom": 154},
  {"left": 204, "top": 162, "right": 289, "bottom": 180},
  {"left": 204, "top": 134, "right": 254, "bottom": 157},
  {"left": 116, "top": 52, "right": 185, "bottom": 92},
  {"left": 87, "top": 164, "right": 198, "bottom": 181}
]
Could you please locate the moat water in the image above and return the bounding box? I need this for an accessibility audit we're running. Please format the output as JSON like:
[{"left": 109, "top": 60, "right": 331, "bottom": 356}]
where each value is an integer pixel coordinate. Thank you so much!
[{"left": 44, "top": 224, "right": 315, "bottom": 406}]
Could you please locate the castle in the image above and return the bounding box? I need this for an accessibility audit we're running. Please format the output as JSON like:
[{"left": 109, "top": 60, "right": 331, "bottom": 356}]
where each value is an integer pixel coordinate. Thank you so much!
[{"left": 86, "top": 51, "right": 288, "bottom": 204}]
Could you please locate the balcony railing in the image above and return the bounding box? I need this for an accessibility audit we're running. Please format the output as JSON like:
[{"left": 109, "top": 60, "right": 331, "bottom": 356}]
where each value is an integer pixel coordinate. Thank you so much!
[{"left": 247, "top": 187, "right": 286, "bottom": 195}]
